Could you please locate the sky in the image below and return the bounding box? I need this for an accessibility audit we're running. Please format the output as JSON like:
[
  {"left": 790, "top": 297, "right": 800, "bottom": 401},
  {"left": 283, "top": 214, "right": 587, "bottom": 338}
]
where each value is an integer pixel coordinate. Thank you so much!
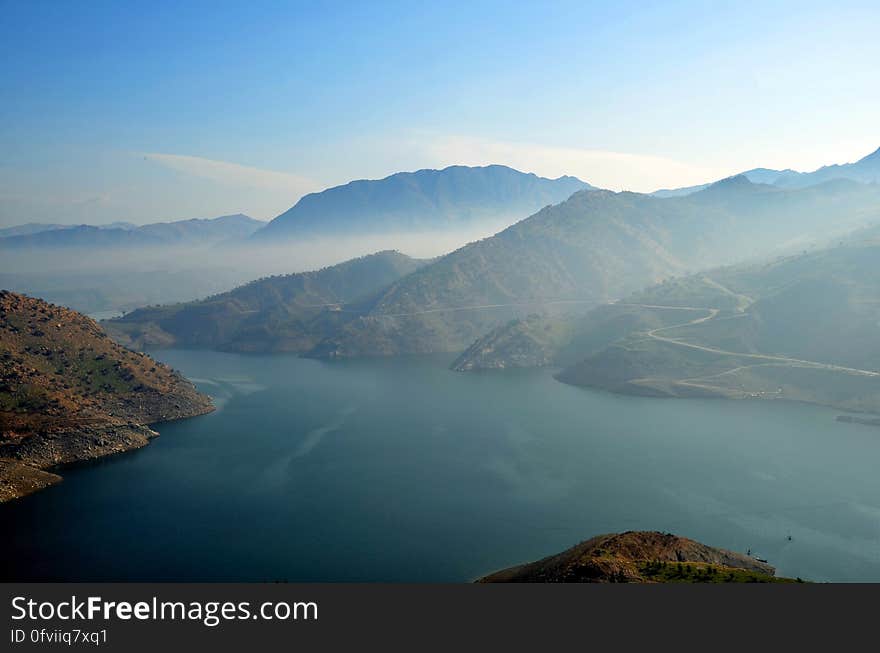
[{"left": 1, "top": 0, "right": 879, "bottom": 226}]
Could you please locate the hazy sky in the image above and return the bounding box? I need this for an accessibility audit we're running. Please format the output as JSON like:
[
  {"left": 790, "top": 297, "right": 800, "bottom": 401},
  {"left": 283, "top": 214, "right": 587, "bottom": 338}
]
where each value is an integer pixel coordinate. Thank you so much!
[{"left": 1, "top": 0, "right": 879, "bottom": 226}]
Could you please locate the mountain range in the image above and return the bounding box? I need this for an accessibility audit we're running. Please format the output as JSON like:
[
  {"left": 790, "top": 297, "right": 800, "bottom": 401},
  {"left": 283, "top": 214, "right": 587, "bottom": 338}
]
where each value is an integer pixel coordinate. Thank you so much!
[
  {"left": 253, "top": 164, "right": 591, "bottom": 240},
  {"left": 0, "top": 214, "right": 264, "bottom": 249},
  {"left": 453, "top": 234, "right": 880, "bottom": 412},
  {"left": 0, "top": 222, "right": 137, "bottom": 238},
  {"left": 652, "top": 145, "right": 880, "bottom": 197},
  {"left": 108, "top": 176, "right": 880, "bottom": 360},
  {"left": 4, "top": 148, "right": 879, "bottom": 247}
]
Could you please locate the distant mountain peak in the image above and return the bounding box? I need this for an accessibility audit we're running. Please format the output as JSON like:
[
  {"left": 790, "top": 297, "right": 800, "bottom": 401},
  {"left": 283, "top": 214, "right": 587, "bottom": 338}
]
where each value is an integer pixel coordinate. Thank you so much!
[
  {"left": 254, "top": 164, "right": 592, "bottom": 239},
  {"left": 714, "top": 174, "right": 753, "bottom": 186},
  {"left": 654, "top": 144, "right": 880, "bottom": 197},
  {"left": 697, "top": 174, "right": 759, "bottom": 195}
]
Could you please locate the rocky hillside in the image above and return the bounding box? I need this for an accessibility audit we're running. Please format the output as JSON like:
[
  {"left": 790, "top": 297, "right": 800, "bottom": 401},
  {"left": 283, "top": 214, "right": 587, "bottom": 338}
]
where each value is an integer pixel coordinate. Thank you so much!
[
  {"left": 0, "top": 291, "right": 212, "bottom": 502},
  {"left": 456, "top": 239, "right": 880, "bottom": 414},
  {"left": 450, "top": 314, "right": 575, "bottom": 371},
  {"left": 478, "top": 531, "right": 797, "bottom": 583},
  {"left": 556, "top": 243, "right": 880, "bottom": 413}
]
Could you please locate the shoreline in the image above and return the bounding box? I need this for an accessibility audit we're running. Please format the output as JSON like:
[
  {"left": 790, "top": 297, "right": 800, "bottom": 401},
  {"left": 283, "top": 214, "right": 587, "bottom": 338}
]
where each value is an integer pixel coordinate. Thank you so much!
[{"left": 0, "top": 404, "right": 214, "bottom": 504}]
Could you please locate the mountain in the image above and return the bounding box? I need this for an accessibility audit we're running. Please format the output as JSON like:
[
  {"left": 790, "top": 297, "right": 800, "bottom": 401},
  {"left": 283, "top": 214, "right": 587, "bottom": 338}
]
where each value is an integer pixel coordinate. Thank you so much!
[
  {"left": 0, "top": 222, "right": 137, "bottom": 238},
  {"left": 112, "top": 179, "right": 880, "bottom": 359},
  {"left": 253, "top": 165, "right": 591, "bottom": 240},
  {"left": 478, "top": 531, "right": 795, "bottom": 583},
  {"left": 105, "top": 251, "right": 427, "bottom": 352},
  {"left": 771, "top": 146, "right": 880, "bottom": 188},
  {"left": 650, "top": 183, "right": 712, "bottom": 198},
  {"left": 0, "top": 223, "right": 80, "bottom": 238},
  {"left": 451, "top": 314, "right": 575, "bottom": 371},
  {"left": 0, "top": 225, "right": 166, "bottom": 249},
  {"left": 0, "top": 214, "right": 264, "bottom": 249},
  {"left": 555, "top": 241, "right": 880, "bottom": 413},
  {"left": 308, "top": 178, "right": 880, "bottom": 358},
  {"left": 0, "top": 291, "right": 212, "bottom": 502},
  {"left": 135, "top": 213, "right": 265, "bottom": 244},
  {"left": 652, "top": 145, "right": 880, "bottom": 197}
]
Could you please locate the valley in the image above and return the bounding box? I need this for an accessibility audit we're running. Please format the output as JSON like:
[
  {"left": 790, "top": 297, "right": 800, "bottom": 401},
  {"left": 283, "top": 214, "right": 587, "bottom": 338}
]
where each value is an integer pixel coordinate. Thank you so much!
[
  {"left": 106, "top": 175, "right": 880, "bottom": 363},
  {"left": 5, "top": 145, "right": 880, "bottom": 581}
]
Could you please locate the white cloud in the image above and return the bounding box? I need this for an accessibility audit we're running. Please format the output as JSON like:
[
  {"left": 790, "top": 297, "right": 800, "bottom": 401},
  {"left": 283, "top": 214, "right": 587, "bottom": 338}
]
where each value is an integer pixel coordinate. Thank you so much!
[
  {"left": 144, "top": 152, "right": 319, "bottom": 196},
  {"left": 408, "top": 133, "right": 730, "bottom": 192}
]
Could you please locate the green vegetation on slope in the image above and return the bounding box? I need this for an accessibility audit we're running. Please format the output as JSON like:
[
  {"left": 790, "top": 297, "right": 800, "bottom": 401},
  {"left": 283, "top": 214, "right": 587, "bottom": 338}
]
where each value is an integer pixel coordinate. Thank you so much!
[{"left": 637, "top": 561, "right": 800, "bottom": 584}]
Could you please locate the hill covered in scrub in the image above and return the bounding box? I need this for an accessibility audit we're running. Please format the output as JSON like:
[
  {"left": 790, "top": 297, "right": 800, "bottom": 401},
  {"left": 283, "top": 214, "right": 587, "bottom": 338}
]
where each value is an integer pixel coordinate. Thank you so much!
[
  {"left": 105, "top": 250, "right": 427, "bottom": 352},
  {"left": 478, "top": 531, "right": 798, "bottom": 583},
  {"left": 454, "top": 240, "right": 880, "bottom": 412},
  {"left": 0, "top": 291, "right": 212, "bottom": 502},
  {"left": 110, "top": 178, "right": 880, "bottom": 360},
  {"left": 288, "top": 178, "right": 880, "bottom": 360},
  {"left": 555, "top": 243, "right": 880, "bottom": 413}
]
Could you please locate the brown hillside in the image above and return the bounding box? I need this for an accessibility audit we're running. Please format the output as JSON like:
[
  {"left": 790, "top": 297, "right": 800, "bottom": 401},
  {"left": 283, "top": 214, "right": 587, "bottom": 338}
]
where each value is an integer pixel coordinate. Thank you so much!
[
  {"left": 478, "top": 531, "right": 794, "bottom": 583},
  {"left": 0, "top": 290, "right": 212, "bottom": 501}
]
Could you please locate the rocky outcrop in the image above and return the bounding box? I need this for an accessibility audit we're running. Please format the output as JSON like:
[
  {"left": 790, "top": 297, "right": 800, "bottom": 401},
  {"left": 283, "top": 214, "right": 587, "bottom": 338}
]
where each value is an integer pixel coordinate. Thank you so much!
[
  {"left": 451, "top": 317, "right": 560, "bottom": 371},
  {"left": 0, "top": 290, "right": 213, "bottom": 502}
]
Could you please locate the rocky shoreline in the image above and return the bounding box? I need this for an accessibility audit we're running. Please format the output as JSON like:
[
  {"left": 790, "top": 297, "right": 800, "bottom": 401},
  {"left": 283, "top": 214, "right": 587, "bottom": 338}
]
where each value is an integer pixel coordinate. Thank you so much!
[
  {"left": 0, "top": 290, "right": 214, "bottom": 503},
  {"left": 0, "top": 396, "right": 213, "bottom": 503}
]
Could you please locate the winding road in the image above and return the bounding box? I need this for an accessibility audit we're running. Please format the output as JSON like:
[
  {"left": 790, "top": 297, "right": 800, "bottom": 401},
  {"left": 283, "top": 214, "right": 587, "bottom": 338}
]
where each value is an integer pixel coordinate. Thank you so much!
[{"left": 617, "top": 280, "right": 880, "bottom": 380}]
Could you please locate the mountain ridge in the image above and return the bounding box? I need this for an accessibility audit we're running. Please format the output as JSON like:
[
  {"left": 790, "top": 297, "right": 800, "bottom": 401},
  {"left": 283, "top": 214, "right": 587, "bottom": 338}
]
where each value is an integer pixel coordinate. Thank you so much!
[
  {"left": 652, "top": 145, "right": 880, "bottom": 197},
  {"left": 254, "top": 164, "right": 591, "bottom": 240},
  {"left": 0, "top": 214, "right": 264, "bottom": 249},
  {"left": 111, "top": 179, "right": 880, "bottom": 359},
  {"left": 105, "top": 250, "right": 427, "bottom": 352}
]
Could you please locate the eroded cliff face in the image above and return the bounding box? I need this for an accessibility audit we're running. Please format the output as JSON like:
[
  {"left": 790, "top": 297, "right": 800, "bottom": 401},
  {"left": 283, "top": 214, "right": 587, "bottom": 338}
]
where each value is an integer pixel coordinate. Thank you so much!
[{"left": 0, "top": 290, "right": 213, "bottom": 502}]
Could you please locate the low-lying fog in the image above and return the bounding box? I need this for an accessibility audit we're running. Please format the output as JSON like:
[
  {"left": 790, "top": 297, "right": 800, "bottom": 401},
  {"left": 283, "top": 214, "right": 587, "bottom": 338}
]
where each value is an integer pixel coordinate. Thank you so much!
[{"left": 0, "top": 226, "right": 507, "bottom": 316}]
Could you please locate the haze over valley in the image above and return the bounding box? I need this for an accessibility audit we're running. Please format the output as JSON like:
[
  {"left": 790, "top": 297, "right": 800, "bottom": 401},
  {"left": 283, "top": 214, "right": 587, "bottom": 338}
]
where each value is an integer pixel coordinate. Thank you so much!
[{"left": 4, "top": 0, "right": 880, "bottom": 585}]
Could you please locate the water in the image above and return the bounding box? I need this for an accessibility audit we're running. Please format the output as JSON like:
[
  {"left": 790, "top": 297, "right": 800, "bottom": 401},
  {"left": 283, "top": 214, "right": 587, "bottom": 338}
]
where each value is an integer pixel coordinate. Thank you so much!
[{"left": 3, "top": 350, "right": 880, "bottom": 582}]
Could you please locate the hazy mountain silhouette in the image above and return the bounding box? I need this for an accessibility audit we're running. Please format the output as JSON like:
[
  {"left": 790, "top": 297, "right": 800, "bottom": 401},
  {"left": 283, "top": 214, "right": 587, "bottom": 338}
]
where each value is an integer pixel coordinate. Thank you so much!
[
  {"left": 113, "top": 178, "right": 880, "bottom": 358},
  {"left": 652, "top": 146, "right": 880, "bottom": 197},
  {"left": 0, "top": 214, "right": 264, "bottom": 249},
  {"left": 253, "top": 165, "right": 591, "bottom": 239}
]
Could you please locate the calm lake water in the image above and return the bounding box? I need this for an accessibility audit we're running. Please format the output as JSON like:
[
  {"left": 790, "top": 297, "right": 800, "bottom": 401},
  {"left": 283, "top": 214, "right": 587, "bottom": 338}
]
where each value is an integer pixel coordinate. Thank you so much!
[{"left": 3, "top": 350, "right": 880, "bottom": 582}]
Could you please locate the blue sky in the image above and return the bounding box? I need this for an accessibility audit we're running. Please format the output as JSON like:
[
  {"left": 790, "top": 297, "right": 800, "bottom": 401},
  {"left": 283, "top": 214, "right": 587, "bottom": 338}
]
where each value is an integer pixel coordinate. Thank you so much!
[{"left": 1, "top": 0, "right": 879, "bottom": 225}]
